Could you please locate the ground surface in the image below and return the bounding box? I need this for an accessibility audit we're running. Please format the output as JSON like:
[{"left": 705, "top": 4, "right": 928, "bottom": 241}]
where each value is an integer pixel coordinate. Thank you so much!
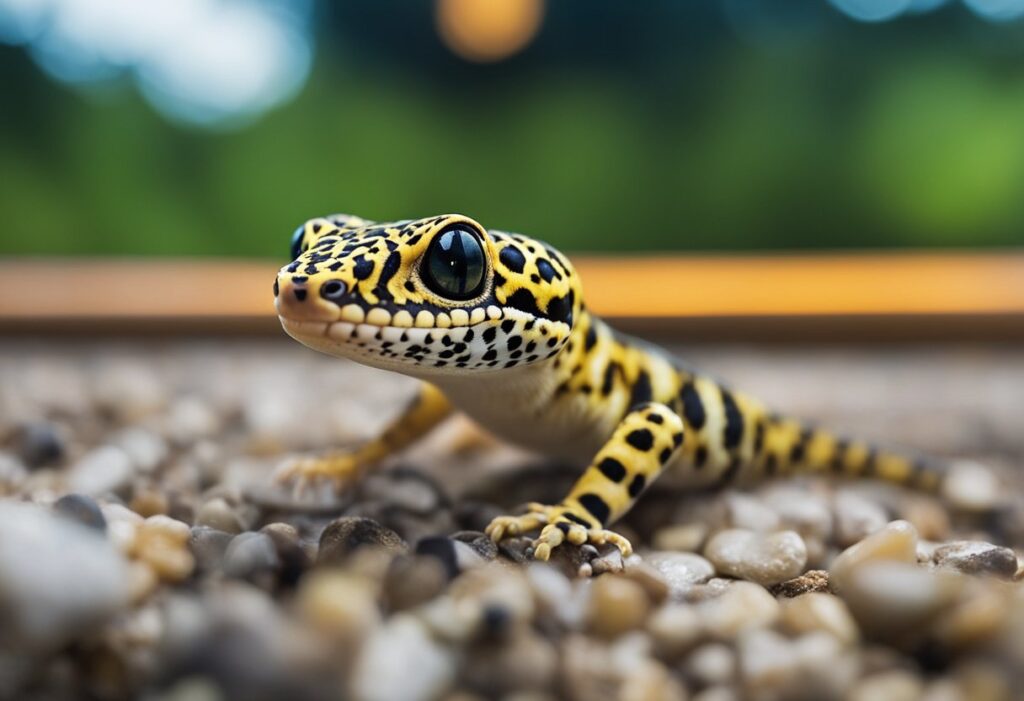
[{"left": 0, "top": 339, "right": 1022, "bottom": 701}]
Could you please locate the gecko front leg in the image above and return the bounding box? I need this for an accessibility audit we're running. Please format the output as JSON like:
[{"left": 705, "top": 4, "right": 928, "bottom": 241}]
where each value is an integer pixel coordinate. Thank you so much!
[
  {"left": 486, "top": 402, "right": 685, "bottom": 560},
  {"left": 275, "top": 382, "right": 452, "bottom": 496}
]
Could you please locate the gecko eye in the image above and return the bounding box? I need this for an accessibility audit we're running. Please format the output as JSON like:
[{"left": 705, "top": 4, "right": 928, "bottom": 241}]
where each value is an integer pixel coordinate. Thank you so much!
[
  {"left": 290, "top": 225, "right": 306, "bottom": 260},
  {"left": 422, "top": 225, "right": 486, "bottom": 300}
]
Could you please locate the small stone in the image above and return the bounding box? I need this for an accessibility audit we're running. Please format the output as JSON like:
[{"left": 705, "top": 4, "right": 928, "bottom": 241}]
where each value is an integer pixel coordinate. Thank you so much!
[
  {"left": 222, "top": 532, "right": 279, "bottom": 582},
  {"left": 67, "top": 445, "right": 133, "bottom": 496},
  {"left": 112, "top": 427, "right": 167, "bottom": 474},
  {"left": 704, "top": 529, "right": 807, "bottom": 586},
  {"left": 834, "top": 491, "right": 889, "bottom": 547},
  {"left": 129, "top": 489, "right": 168, "bottom": 518},
  {"left": 13, "top": 422, "right": 65, "bottom": 468},
  {"left": 350, "top": 614, "right": 456, "bottom": 701},
  {"left": 188, "top": 526, "right": 234, "bottom": 572},
  {"left": 0, "top": 502, "right": 130, "bottom": 649},
  {"left": 932, "top": 579, "right": 1013, "bottom": 648},
  {"left": 621, "top": 558, "right": 670, "bottom": 604},
  {"left": 382, "top": 555, "right": 448, "bottom": 611},
  {"left": 195, "top": 497, "right": 244, "bottom": 534},
  {"left": 697, "top": 581, "right": 780, "bottom": 639},
  {"left": 53, "top": 493, "right": 106, "bottom": 531},
  {"left": 590, "top": 547, "right": 625, "bottom": 575},
  {"left": 763, "top": 486, "right": 833, "bottom": 541},
  {"left": 642, "top": 551, "right": 715, "bottom": 598},
  {"left": 684, "top": 643, "right": 736, "bottom": 687},
  {"left": 652, "top": 523, "right": 708, "bottom": 552},
  {"left": 415, "top": 536, "right": 485, "bottom": 578},
  {"left": 933, "top": 541, "right": 1018, "bottom": 580},
  {"left": 723, "top": 493, "right": 781, "bottom": 532},
  {"left": 647, "top": 603, "right": 702, "bottom": 658},
  {"left": 460, "top": 627, "right": 559, "bottom": 695},
  {"left": 298, "top": 570, "right": 380, "bottom": 638},
  {"left": 165, "top": 395, "right": 220, "bottom": 444},
  {"left": 317, "top": 516, "right": 408, "bottom": 565},
  {"left": 133, "top": 515, "right": 194, "bottom": 582},
  {"left": 780, "top": 592, "right": 859, "bottom": 645},
  {"left": 943, "top": 460, "right": 1002, "bottom": 513},
  {"left": 769, "top": 570, "right": 830, "bottom": 597},
  {"left": 691, "top": 688, "right": 740, "bottom": 701},
  {"left": 830, "top": 520, "right": 918, "bottom": 593},
  {"left": 848, "top": 671, "right": 925, "bottom": 701},
  {"left": 840, "top": 562, "right": 965, "bottom": 638},
  {"left": 586, "top": 575, "right": 652, "bottom": 639},
  {"left": 450, "top": 530, "right": 498, "bottom": 560},
  {"left": 0, "top": 451, "right": 28, "bottom": 489},
  {"left": 901, "top": 496, "right": 951, "bottom": 542}
]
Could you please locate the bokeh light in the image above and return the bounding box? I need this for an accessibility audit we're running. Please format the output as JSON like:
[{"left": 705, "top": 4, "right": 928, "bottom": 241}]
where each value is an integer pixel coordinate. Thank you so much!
[
  {"left": 0, "top": 0, "right": 314, "bottom": 127},
  {"left": 435, "top": 0, "right": 544, "bottom": 63}
]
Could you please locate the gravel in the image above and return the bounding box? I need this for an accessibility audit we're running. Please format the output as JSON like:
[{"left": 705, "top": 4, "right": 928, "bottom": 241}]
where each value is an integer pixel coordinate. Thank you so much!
[{"left": 0, "top": 339, "right": 1021, "bottom": 700}]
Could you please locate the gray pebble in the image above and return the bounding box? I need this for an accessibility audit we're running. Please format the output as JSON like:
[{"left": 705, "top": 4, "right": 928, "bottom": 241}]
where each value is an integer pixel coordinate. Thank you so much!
[
  {"left": 223, "top": 532, "right": 279, "bottom": 581},
  {"left": 317, "top": 516, "right": 408, "bottom": 565},
  {"left": 53, "top": 493, "right": 106, "bottom": 531},
  {"left": 350, "top": 614, "right": 456, "bottom": 701},
  {"left": 67, "top": 445, "right": 133, "bottom": 497},
  {"left": 415, "top": 536, "right": 485, "bottom": 579},
  {"left": 188, "top": 526, "right": 234, "bottom": 572},
  {"left": 932, "top": 540, "right": 1018, "bottom": 579},
  {"left": 834, "top": 491, "right": 889, "bottom": 547},
  {"left": 643, "top": 551, "right": 716, "bottom": 598},
  {"left": 450, "top": 530, "right": 498, "bottom": 560},
  {"left": 195, "top": 497, "right": 244, "bottom": 534},
  {"left": 13, "top": 422, "right": 65, "bottom": 468}
]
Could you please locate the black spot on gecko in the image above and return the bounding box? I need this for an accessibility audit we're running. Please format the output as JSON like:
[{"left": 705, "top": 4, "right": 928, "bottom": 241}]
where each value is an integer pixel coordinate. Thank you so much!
[
  {"left": 577, "top": 494, "right": 610, "bottom": 525},
  {"left": 499, "top": 245, "right": 526, "bottom": 273},
  {"left": 680, "top": 381, "right": 706, "bottom": 430},
  {"left": 628, "top": 474, "right": 646, "bottom": 498},
  {"left": 597, "top": 457, "right": 626, "bottom": 482},
  {"left": 626, "top": 428, "right": 654, "bottom": 451}
]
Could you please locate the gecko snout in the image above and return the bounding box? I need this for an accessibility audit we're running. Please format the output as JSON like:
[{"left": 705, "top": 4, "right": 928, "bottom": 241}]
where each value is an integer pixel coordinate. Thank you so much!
[{"left": 275, "top": 273, "right": 344, "bottom": 321}]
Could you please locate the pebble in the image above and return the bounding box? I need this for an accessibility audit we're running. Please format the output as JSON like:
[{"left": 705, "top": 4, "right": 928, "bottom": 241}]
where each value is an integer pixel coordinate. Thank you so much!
[
  {"left": 298, "top": 570, "right": 380, "bottom": 638},
  {"left": 382, "top": 555, "right": 448, "bottom": 611},
  {"left": 942, "top": 461, "right": 1002, "bottom": 513},
  {"left": 350, "top": 614, "right": 456, "bottom": 701},
  {"left": 840, "top": 562, "right": 965, "bottom": 638},
  {"left": 129, "top": 488, "right": 169, "bottom": 518},
  {"left": 13, "top": 422, "right": 65, "bottom": 468},
  {"left": 763, "top": 486, "right": 833, "bottom": 541},
  {"left": 769, "top": 569, "right": 830, "bottom": 597},
  {"left": 188, "top": 526, "right": 234, "bottom": 572},
  {"left": 901, "top": 496, "right": 951, "bottom": 542},
  {"left": 652, "top": 523, "right": 708, "bottom": 552},
  {"left": 684, "top": 643, "right": 736, "bottom": 687},
  {"left": 67, "top": 445, "right": 134, "bottom": 496},
  {"left": 195, "top": 497, "right": 245, "bottom": 534},
  {"left": 112, "top": 427, "right": 167, "bottom": 474},
  {"left": 723, "top": 493, "right": 781, "bottom": 532},
  {"left": 643, "top": 551, "right": 716, "bottom": 598},
  {"left": 415, "top": 536, "right": 485, "bottom": 579},
  {"left": 53, "top": 493, "right": 106, "bottom": 531},
  {"left": 586, "top": 575, "right": 652, "bottom": 639},
  {"left": 780, "top": 592, "right": 860, "bottom": 645},
  {"left": 317, "top": 516, "right": 408, "bottom": 565},
  {"left": 132, "top": 515, "right": 195, "bottom": 582},
  {"left": 647, "top": 603, "right": 702, "bottom": 657},
  {"left": 830, "top": 520, "right": 918, "bottom": 593},
  {"left": 222, "top": 532, "right": 279, "bottom": 582},
  {"left": 0, "top": 451, "right": 28, "bottom": 488},
  {"left": 704, "top": 529, "right": 807, "bottom": 586},
  {"left": 834, "top": 490, "right": 889, "bottom": 547},
  {"left": 932, "top": 541, "right": 1018, "bottom": 580},
  {"left": 696, "top": 581, "right": 780, "bottom": 639},
  {"left": 848, "top": 671, "right": 925, "bottom": 701},
  {"left": 460, "top": 627, "right": 559, "bottom": 695},
  {"left": 0, "top": 502, "right": 130, "bottom": 649}
]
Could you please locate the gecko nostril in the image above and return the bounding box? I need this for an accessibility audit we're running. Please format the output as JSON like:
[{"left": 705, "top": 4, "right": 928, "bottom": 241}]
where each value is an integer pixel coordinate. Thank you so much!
[
  {"left": 294, "top": 288, "right": 307, "bottom": 302},
  {"left": 321, "top": 280, "right": 347, "bottom": 302}
]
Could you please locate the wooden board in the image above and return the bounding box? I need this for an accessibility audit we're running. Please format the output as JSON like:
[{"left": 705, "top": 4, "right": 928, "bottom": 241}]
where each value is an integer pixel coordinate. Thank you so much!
[{"left": 1, "top": 254, "right": 1022, "bottom": 342}]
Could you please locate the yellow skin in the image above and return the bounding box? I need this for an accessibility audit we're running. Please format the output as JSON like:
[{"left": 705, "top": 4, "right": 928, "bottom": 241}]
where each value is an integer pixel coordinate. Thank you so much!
[{"left": 274, "top": 213, "right": 943, "bottom": 561}]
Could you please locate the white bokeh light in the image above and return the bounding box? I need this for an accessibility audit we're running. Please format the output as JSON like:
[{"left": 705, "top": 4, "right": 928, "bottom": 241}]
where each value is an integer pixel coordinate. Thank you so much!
[{"left": 0, "top": 0, "right": 314, "bottom": 127}]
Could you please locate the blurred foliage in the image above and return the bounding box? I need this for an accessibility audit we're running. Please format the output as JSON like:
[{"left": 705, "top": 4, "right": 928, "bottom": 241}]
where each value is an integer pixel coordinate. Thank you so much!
[{"left": 2, "top": 0, "right": 1024, "bottom": 257}]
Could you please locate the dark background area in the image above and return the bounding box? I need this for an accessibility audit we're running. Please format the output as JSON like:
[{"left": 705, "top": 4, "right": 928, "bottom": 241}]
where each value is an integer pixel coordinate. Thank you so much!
[{"left": 2, "top": 0, "right": 1023, "bottom": 257}]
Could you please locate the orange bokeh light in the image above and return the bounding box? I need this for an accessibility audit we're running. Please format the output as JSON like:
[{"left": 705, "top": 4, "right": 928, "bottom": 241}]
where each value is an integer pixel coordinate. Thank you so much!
[{"left": 436, "top": 0, "right": 545, "bottom": 63}]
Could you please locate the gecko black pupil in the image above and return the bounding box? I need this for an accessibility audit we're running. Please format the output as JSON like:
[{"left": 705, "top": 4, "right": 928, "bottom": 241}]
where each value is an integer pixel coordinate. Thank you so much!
[
  {"left": 290, "top": 225, "right": 305, "bottom": 260},
  {"left": 423, "top": 226, "right": 486, "bottom": 300}
]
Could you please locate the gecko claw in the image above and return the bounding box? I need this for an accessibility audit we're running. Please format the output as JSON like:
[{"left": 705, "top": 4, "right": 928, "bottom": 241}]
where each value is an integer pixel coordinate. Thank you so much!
[{"left": 486, "top": 503, "right": 633, "bottom": 562}]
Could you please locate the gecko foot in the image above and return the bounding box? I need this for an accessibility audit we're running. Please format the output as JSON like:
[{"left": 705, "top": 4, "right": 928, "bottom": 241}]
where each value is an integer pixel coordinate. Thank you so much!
[
  {"left": 273, "top": 453, "right": 365, "bottom": 498},
  {"left": 485, "top": 502, "right": 633, "bottom": 561}
]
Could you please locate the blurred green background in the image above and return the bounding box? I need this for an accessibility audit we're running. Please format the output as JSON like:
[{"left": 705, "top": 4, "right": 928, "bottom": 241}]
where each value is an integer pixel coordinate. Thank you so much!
[{"left": 2, "top": 0, "right": 1024, "bottom": 257}]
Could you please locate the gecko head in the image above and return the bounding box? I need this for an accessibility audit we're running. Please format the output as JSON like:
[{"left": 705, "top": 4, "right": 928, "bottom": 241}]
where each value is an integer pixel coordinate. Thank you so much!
[{"left": 274, "top": 213, "right": 581, "bottom": 377}]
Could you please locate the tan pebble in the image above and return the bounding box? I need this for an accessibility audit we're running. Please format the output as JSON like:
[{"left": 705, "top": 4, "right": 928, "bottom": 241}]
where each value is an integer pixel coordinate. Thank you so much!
[
  {"left": 901, "top": 496, "right": 951, "bottom": 541},
  {"left": 848, "top": 671, "right": 925, "bottom": 701},
  {"left": 691, "top": 687, "right": 740, "bottom": 701},
  {"left": 830, "top": 520, "right": 918, "bottom": 593},
  {"left": 697, "top": 581, "right": 779, "bottom": 640},
  {"left": 141, "top": 514, "right": 190, "bottom": 543},
  {"left": 932, "top": 580, "right": 1013, "bottom": 649},
  {"left": 704, "top": 529, "right": 807, "bottom": 586},
  {"left": 138, "top": 535, "right": 195, "bottom": 582},
  {"left": 647, "top": 603, "right": 702, "bottom": 657},
  {"left": 652, "top": 523, "right": 708, "bottom": 552},
  {"left": 952, "top": 662, "right": 1012, "bottom": 701},
  {"left": 770, "top": 569, "right": 830, "bottom": 597},
  {"left": 685, "top": 642, "right": 736, "bottom": 686},
  {"left": 840, "top": 562, "right": 965, "bottom": 639},
  {"left": 298, "top": 571, "right": 379, "bottom": 637},
  {"left": 620, "top": 659, "right": 688, "bottom": 701},
  {"left": 129, "top": 489, "right": 168, "bottom": 518},
  {"left": 126, "top": 561, "right": 159, "bottom": 603},
  {"left": 194, "top": 498, "right": 244, "bottom": 534},
  {"left": 780, "top": 592, "right": 859, "bottom": 645},
  {"left": 622, "top": 560, "right": 670, "bottom": 604},
  {"left": 586, "top": 575, "right": 651, "bottom": 639},
  {"left": 942, "top": 460, "right": 1002, "bottom": 513}
]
